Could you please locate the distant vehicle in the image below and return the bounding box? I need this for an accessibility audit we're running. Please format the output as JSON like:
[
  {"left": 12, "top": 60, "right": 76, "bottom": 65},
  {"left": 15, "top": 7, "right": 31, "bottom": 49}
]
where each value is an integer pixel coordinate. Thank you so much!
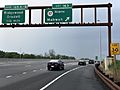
[
  {"left": 88, "top": 60, "right": 94, "bottom": 64},
  {"left": 47, "top": 60, "right": 64, "bottom": 71},
  {"left": 78, "top": 60, "right": 86, "bottom": 65},
  {"left": 95, "top": 61, "right": 100, "bottom": 64}
]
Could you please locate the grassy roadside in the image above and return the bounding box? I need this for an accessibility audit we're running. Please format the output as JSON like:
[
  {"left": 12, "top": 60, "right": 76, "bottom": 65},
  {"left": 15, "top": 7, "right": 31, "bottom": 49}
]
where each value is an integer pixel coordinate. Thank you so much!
[
  {"left": 109, "top": 60, "right": 120, "bottom": 82},
  {"left": 99, "top": 60, "right": 120, "bottom": 83}
]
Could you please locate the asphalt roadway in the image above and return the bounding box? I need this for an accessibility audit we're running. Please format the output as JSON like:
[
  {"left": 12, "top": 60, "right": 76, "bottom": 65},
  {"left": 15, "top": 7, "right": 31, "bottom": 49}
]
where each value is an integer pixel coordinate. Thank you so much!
[{"left": 0, "top": 59, "right": 110, "bottom": 90}]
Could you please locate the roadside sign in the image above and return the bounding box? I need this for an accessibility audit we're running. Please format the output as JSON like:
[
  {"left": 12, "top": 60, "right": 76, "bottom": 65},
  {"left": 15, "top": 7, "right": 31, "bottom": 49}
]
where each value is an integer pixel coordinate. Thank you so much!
[
  {"left": 95, "top": 56, "right": 98, "bottom": 60},
  {"left": 52, "top": 3, "right": 72, "bottom": 9},
  {"left": 110, "top": 43, "right": 120, "bottom": 55},
  {"left": 5, "top": 5, "right": 28, "bottom": 10},
  {"left": 2, "top": 10, "right": 25, "bottom": 23},
  {"left": 45, "top": 8, "right": 72, "bottom": 23}
]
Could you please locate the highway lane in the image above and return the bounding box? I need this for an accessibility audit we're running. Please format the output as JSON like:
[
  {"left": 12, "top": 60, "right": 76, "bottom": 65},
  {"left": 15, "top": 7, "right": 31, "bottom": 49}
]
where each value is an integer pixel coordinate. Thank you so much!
[
  {"left": 0, "top": 59, "right": 109, "bottom": 90},
  {"left": 0, "top": 59, "right": 77, "bottom": 88},
  {"left": 0, "top": 60, "right": 48, "bottom": 87},
  {"left": 44, "top": 65, "right": 109, "bottom": 90}
]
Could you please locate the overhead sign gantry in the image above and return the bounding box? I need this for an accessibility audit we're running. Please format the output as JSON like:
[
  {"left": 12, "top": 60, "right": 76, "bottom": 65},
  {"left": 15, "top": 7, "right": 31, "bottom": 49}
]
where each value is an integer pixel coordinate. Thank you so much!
[{"left": 0, "top": 3, "right": 113, "bottom": 57}]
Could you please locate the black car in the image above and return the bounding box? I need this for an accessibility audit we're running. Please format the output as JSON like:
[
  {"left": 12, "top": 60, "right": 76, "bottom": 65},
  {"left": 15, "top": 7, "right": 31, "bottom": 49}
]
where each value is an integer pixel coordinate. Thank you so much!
[
  {"left": 78, "top": 60, "right": 86, "bottom": 65},
  {"left": 47, "top": 60, "right": 64, "bottom": 71},
  {"left": 89, "top": 60, "right": 94, "bottom": 64}
]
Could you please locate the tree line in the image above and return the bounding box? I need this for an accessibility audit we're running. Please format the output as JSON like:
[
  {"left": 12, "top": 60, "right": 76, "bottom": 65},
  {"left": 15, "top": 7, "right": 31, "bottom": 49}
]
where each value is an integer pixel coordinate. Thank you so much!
[{"left": 0, "top": 49, "right": 75, "bottom": 59}]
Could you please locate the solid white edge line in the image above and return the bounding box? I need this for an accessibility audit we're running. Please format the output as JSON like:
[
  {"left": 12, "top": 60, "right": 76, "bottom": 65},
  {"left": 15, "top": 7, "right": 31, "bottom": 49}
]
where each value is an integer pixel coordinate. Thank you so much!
[{"left": 39, "top": 67, "right": 81, "bottom": 90}]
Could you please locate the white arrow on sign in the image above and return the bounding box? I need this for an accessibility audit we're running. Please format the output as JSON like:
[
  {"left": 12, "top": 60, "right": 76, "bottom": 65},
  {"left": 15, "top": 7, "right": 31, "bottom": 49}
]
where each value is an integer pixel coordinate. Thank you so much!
[{"left": 65, "top": 17, "right": 70, "bottom": 21}]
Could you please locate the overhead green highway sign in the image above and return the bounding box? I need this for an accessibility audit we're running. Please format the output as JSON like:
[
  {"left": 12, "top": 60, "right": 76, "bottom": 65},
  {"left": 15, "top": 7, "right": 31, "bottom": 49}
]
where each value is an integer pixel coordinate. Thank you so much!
[
  {"left": 2, "top": 10, "right": 25, "bottom": 23},
  {"left": 2, "top": 5, "right": 27, "bottom": 24},
  {"left": 45, "top": 8, "right": 72, "bottom": 23},
  {"left": 52, "top": 3, "right": 72, "bottom": 9},
  {"left": 5, "top": 5, "right": 28, "bottom": 10}
]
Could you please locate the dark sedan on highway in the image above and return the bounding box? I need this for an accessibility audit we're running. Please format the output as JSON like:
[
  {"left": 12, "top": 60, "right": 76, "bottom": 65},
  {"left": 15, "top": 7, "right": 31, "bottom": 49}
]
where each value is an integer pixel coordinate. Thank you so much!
[
  {"left": 47, "top": 60, "right": 64, "bottom": 71},
  {"left": 78, "top": 60, "right": 86, "bottom": 65},
  {"left": 89, "top": 60, "right": 94, "bottom": 64}
]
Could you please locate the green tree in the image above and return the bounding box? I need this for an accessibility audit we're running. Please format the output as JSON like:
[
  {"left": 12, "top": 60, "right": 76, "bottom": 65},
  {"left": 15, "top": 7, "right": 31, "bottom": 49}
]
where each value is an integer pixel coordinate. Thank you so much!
[
  {"left": 22, "top": 54, "right": 36, "bottom": 59},
  {"left": 5, "top": 52, "right": 20, "bottom": 58},
  {"left": 0, "top": 50, "right": 5, "bottom": 58},
  {"left": 49, "top": 49, "right": 55, "bottom": 59}
]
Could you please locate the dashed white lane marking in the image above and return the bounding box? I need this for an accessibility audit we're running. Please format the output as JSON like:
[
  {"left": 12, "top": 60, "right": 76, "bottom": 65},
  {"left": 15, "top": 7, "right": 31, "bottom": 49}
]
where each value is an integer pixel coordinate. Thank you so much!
[
  {"left": 22, "top": 72, "right": 27, "bottom": 75},
  {"left": 39, "top": 67, "right": 81, "bottom": 90},
  {"left": 33, "top": 70, "right": 37, "bottom": 72},
  {"left": 25, "top": 65, "right": 31, "bottom": 67},
  {"left": 65, "top": 63, "right": 77, "bottom": 65},
  {"left": 40, "top": 69, "right": 42, "bottom": 70},
  {"left": 6, "top": 75, "right": 12, "bottom": 78}
]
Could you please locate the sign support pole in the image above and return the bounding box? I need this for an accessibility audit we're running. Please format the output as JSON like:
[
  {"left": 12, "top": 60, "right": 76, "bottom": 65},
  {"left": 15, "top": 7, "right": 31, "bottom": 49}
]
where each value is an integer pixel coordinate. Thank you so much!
[
  {"left": 113, "top": 55, "right": 117, "bottom": 82},
  {"left": 81, "top": 8, "right": 83, "bottom": 24},
  {"left": 41, "top": 9, "right": 44, "bottom": 24},
  {"left": 29, "top": 9, "right": 31, "bottom": 24},
  {"left": 108, "top": 3, "right": 112, "bottom": 57}
]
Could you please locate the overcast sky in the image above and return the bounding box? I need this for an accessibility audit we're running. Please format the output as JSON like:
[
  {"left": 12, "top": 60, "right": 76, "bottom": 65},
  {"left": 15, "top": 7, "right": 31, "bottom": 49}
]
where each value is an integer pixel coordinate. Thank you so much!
[{"left": 0, "top": 0, "right": 120, "bottom": 59}]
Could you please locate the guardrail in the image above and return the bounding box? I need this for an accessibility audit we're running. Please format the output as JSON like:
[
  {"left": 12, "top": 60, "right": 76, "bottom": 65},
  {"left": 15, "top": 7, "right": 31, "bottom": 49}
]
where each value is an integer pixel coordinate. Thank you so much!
[{"left": 95, "top": 64, "right": 120, "bottom": 90}]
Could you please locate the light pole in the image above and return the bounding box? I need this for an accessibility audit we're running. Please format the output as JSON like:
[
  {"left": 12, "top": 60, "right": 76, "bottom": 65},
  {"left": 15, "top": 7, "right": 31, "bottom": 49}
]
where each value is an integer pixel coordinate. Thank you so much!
[
  {"left": 98, "top": 20, "right": 102, "bottom": 63},
  {"left": 20, "top": 48, "right": 21, "bottom": 59}
]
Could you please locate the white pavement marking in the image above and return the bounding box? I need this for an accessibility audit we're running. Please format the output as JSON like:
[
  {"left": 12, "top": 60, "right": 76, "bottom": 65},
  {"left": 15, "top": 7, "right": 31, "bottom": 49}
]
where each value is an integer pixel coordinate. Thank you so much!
[
  {"left": 33, "top": 70, "right": 37, "bottom": 72},
  {"left": 6, "top": 75, "right": 12, "bottom": 78},
  {"left": 40, "top": 67, "right": 81, "bottom": 90},
  {"left": 25, "top": 65, "right": 31, "bottom": 67},
  {"left": 22, "top": 72, "right": 27, "bottom": 75},
  {"left": 66, "top": 63, "right": 77, "bottom": 65}
]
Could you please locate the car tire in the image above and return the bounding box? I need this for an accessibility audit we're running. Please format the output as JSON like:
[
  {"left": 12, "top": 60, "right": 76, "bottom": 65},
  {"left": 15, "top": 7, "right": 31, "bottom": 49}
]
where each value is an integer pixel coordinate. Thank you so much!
[
  {"left": 59, "top": 67, "right": 61, "bottom": 70},
  {"left": 48, "top": 67, "right": 52, "bottom": 71},
  {"left": 48, "top": 67, "right": 50, "bottom": 71}
]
